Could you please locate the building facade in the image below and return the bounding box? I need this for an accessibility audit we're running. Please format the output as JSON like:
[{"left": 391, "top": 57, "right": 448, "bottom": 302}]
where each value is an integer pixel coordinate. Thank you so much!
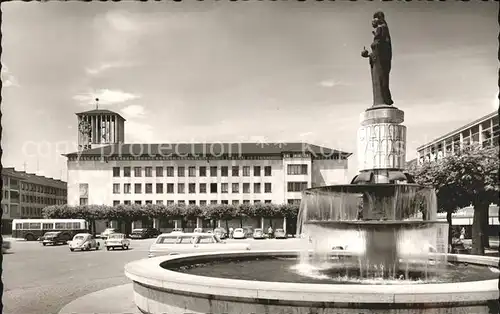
[
  {"left": 2, "top": 167, "right": 67, "bottom": 234},
  {"left": 415, "top": 111, "right": 498, "bottom": 164},
  {"left": 65, "top": 143, "right": 351, "bottom": 207}
]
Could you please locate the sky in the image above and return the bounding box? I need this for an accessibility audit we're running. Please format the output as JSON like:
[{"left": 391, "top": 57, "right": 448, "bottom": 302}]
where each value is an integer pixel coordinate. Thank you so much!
[{"left": 1, "top": 1, "right": 498, "bottom": 182}]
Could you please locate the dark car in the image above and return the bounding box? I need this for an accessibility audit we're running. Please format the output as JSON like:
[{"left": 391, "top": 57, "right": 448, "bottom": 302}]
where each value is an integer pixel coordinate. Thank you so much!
[
  {"left": 129, "top": 228, "right": 161, "bottom": 239},
  {"left": 41, "top": 232, "right": 66, "bottom": 246}
]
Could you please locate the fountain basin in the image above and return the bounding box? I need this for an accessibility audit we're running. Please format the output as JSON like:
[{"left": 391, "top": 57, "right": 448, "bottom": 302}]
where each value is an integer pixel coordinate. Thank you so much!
[{"left": 124, "top": 250, "right": 499, "bottom": 314}]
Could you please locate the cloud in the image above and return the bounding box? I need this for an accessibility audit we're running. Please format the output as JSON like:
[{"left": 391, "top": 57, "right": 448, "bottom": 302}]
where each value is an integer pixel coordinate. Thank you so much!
[
  {"left": 1, "top": 63, "right": 20, "bottom": 88},
  {"left": 299, "top": 131, "right": 314, "bottom": 137},
  {"left": 73, "top": 89, "right": 140, "bottom": 105},
  {"left": 125, "top": 120, "right": 156, "bottom": 143},
  {"left": 85, "top": 61, "right": 137, "bottom": 76},
  {"left": 105, "top": 11, "right": 140, "bottom": 32},
  {"left": 121, "top": 104, "right": 146, "bottom": 119},
  {"left": 319, "top": 79, "right": 342, "bottom": 88}
]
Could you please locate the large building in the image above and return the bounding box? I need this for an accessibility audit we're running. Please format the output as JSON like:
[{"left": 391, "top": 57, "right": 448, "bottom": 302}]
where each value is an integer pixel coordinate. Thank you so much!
[
  {"left": 64, "top": 109, "right": 352, "bottom": 232},
  {"left": 1, "top": 167, "right": 67, "bottom": 234},
  {"left": 415, "top": 111, "right": 498, "bottom": 165}
]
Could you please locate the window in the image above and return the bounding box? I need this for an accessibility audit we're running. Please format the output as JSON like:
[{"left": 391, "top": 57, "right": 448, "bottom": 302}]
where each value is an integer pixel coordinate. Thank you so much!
[
  {"left": 288, "top": 199, "right": 301, "bottom": 204},
  {"left": 232, "top": 183, "right": 239, "bottom": 193},
  {"left": 254, "top": 183, "right": 261, "bottom": 193},
  {"left": 242, "top": 166, "right": 250, "bottom": 176},
  {"left": 210, "top": 183, "right": 218, "bottom": 193},
  {"left": 167, "top": 184, "right": 174, "bottom": 194},
  {"left": 124, "top": 200, "right": 131, "bottom": 205},
  {"left": 287, "top": 164, "right": 308, "bottom": 175},
  {"left": 145, "top": 200, "right": 153, "bottom": 204},
  {"left": 80, "top": 198, "right": 88, "bottom": 205},
  {"left": 124, "top": 184, "right": 131, "bottom": 194},
  {"left": 42, "top": 223, "right": 53, "bottom": 229},
  {"left": 113, "top": 184, "right": 120, "bottom": 194},
  {"left": 265, "top": 200, "right": 272, "bottom": 204},
  {"left": 113, "top": 200, "right": 120, "bottom": 206},
  {"left": 189, "top": 183, "right": 196, "bottom": 194},
  {"left": 135, "top": 201, "right": 142, "bottom": 205},
  {"left": 188, "top": 167, "right": 196, "bottom": 177},
  {"left": 156, "top": 200, "right": 163, "bottom": 205},
  {"left": 254, "top": 200, "right": 261, "bottom": 204},
  {"left": 199, "top": 183, "right": 207, "bottom": 193},
  {"left": 145, "top": 184, "right": 153, "bottom": 194},
  {"left": 243, "top": 200, "right": 250, "bottom": 204},
  {"left": 199, "top": 166, "right": 206, "bottom": 176},
  {"left": 232, "top": 166, "right": 239, "bottom": 176},
  {"left": 156, "top": 183, "right": 164, "bottom": 194},
  {"left": 134, "top": 167, "right": 142, "bottom": 177},
  {"left": 167, "top": 200, "right": 174, "bottom": 206},
  {"left": 221, "top": 200, "right": 228, "bottom": 204},
  {"left": 178, "top": 183, "right": 185, "bottom": 194},
  {"left": 134, "top": 183, "right": 142, "bottom": 194},
  {"left": 210, "top": 166, "right": 217, "bottom": 177},
  {"left": 265, "top": 183, "right": 272, "bottom": 193},
  {"left": 200, "top": 200, "right": 207, "bottom": 206},
  {"left": 55, "top": 223, "right": 65, "bottom": 229},
  {"left": 113, "top": 167, "right": 120, "bottom": 177},
  {"left": 221, "top": 183, "right": 229, "bottom": 193},
  {"left": 254, "top": 166, "right": 261, "bottom": 176},
  {"left": 197, "top": 236, "right": 216, "bottom": 244},
  {"left": 221, "top": 166, "right": 228, "bottom": 177},
  {"left": 210, "top": 200, "right": 217, "bottom": 205},
  {"left": 145, "top": 167, "right": 153, "bottom": 177},
  {"left": 178, "top": 200, "right": 185, "bottom": 205},
  {"left": 287, "top": 181, "right": 308, "bottom": 192},
  {"left": 243, "top": 183, "right": 250, "bottom": 193},
  {"left": 156, "top": 167, "right": 164, "bottom": 177},
  {"left": 166, "top": 167, "right": 174, "bottom": 177},
  {"left": 178, "top": 167, "right": 185, "bottom": 177},
  {"left": 264, "top": 166, "right": 272, "bottom": 176},
  {"left": 232, "top": 200, "right": 239, "bottom": 205},
  {"left": 189, "top": 200, "right": 196, "bottom": 205}
]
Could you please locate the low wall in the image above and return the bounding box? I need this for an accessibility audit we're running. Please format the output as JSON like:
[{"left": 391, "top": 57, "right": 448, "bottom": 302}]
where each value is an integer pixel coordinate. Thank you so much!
[{"left": 125, "top": 251, "right": 500, "bottom": 314}]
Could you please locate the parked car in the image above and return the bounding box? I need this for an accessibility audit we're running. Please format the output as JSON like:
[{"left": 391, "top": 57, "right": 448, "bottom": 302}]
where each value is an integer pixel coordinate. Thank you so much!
[
  {"left": 232, "top": 228, "right": 246, "bottom": 239},
  {"left": 129, "top": 228, "right": 160, "bottom": 239},
  {"left": 41, "top": 231, "right": 66, "bottom": 246},
  {"left": 105, "top": 233, "right": 131, "bottom": 250},
  {"left": 2, "top": 240, "right": 11, "bottom": 254},
  {"left": 98, "top": 228, "right": 118, "bottom": 240},
  {"left": 213, "top": 227, "right": 227, "bottom": 239},
  {"left": 274, "top": 228, "right": 286, "bottom": 239},
  {"left": 171, "top": 228, "right": 183, "bottom": 234},
  {"left": 253, "top": 228, "right": 266, "bottom": 240},
  {"left": 148, "top": 233, "right": 250, "bottom": 258},
  {"left": 68, "top": 233, "right": 100, "bottom": 251}
]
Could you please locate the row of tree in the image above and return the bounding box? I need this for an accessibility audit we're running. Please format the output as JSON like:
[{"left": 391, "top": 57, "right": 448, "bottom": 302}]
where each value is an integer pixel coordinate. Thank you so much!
[{"left": 407, "top": 144, "right": 498, "bottom": 255}]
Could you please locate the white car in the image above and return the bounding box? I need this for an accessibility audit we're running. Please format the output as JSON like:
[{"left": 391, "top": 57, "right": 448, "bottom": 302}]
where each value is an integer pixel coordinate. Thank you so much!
[
  {"left": 104, "top": 233, "right": 131, "bottom": 251},
  {"left": 148, "top": 233, "right": 250, "bottom": 258},
  {"left": 69, "top": 233, "right": 100, "bottom": 251},
  {"left": 232, "top": 228, "right": 246, "bottom": 239}
]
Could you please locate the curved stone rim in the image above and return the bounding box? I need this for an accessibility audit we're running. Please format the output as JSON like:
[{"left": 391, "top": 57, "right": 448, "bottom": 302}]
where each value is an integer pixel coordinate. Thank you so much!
[{"left": 125, "top": 250, "right": 499, "bottom": 304}]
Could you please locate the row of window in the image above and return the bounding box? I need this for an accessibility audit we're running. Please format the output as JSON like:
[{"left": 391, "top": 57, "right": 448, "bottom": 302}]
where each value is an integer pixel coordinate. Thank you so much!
[
  {"left": 20, "top": 182, "right": 67, "bottom": 196},
  {"left": 111, "top": 200, "right": 273, "bottom": 206},
  {"left": 112, "top": 164, "right": 308, "bottom": 178},
  {"left": 112, "top": 182, "right": 275, "bottom": 194},
  {"left": 21, "top": 194, "right": 65, "bottom": 206},
  {"left": 21, "top": 207, "right": 43, "bottom": 217}
]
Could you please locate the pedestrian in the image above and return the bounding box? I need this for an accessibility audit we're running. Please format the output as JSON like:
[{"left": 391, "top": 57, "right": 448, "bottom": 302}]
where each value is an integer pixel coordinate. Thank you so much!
[
  {"left": 459, "top": 227, "right": 465, "bottom": 241},
  {"left": 267, "top": 226, "right": 273, "bottom": 239},
  {"left": 229, "top": 227, "right": 234, "bottom": 239}
]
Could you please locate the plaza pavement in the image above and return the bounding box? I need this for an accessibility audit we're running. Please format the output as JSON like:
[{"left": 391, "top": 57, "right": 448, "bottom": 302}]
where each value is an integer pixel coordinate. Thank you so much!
[{"left": 2, "top": 236, "right": 303, "bottom": 314}]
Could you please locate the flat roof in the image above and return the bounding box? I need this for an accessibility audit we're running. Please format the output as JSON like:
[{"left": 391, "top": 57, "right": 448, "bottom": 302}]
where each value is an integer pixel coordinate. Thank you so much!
[
  {"left": 417, "top": 111, "right": 498, "bottom": 151},
  {"left": 64, "top": 142, "right": 352, "bottom": 159},
  {"left": 2, "top": 168, "right": 67, "bottom": 188},
  {"left": 76, "top": 109, "right": 126, "bottom": 121}
]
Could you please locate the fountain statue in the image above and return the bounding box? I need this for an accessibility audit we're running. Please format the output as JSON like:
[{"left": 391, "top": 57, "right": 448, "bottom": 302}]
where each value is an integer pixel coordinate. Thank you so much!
[{"left": 125, "top": 11, "right": 499, "bottom": 314}]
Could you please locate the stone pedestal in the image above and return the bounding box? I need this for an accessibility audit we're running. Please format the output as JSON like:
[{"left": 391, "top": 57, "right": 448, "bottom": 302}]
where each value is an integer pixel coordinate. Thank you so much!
[{"left": 357, "top": 105, "right": 406, "bottom": 183}]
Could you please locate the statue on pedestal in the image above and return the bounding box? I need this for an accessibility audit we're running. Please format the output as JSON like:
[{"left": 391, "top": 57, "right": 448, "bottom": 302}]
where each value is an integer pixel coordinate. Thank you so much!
[{"left": 361, "top": 11, "right": 394, "bottom": 106}]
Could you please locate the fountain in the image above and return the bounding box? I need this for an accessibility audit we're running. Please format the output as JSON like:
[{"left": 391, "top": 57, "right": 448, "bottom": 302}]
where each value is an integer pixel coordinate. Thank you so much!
[{"left": 124, "top": 11, "right": 499, "bottom": 314}]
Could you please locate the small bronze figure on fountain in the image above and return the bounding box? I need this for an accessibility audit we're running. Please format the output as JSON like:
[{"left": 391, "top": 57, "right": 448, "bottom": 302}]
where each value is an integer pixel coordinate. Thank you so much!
[{"left": 361, "top": 11, "right": 394, "bottom": 106}]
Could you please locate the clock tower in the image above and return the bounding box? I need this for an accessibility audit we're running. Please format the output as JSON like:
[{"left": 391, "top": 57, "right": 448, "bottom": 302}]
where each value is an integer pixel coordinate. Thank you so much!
[{"left": 76, "top": 98, "right": 126, "bottom": 151}]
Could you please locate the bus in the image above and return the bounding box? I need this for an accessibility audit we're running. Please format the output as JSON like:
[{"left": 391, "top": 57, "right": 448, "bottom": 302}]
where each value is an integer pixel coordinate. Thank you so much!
[{"left": 12, "top": 219, "right": 89, "bottom": 241}]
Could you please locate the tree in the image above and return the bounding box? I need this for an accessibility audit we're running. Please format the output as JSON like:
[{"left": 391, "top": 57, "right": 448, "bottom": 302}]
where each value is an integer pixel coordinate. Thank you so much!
[{"left": 409, "top": 144, "right": 499, "bottom": 255}]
